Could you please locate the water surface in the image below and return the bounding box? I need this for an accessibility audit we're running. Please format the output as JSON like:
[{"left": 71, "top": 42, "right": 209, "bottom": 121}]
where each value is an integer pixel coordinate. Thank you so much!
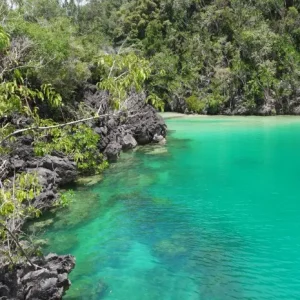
[{"left": 34, "top": 116, "right": 300, "bottom": 299}]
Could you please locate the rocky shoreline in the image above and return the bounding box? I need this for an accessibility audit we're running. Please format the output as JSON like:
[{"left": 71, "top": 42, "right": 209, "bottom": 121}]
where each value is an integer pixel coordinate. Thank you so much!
[
  {"left": 0, "top": 86, "right": 167, "bottom": 300},
  {"left": 0, "top": 254, "right": 75, "bottom": 300},
  {"left": 168, "top": 94, "right": 300, "bottom": 116}
]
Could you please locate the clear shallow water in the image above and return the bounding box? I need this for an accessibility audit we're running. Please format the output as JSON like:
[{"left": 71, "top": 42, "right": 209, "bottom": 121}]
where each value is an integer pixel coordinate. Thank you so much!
[{"left": 33, "top": 116, "right": 300, "bottom": 300}]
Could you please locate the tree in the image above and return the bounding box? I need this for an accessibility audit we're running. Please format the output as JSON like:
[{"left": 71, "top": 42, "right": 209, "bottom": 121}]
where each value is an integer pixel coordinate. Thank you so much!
[{"left": 0, "top": 160, "right": 42, "bottom": 266}]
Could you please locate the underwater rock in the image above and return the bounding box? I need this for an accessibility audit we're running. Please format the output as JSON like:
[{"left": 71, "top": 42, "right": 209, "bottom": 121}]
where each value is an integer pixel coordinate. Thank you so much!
[
  {"left": 33, "top": 239, "right": 49, "bottom": 248},
  {"left": 154, "top": 239, "right": 187, "bottom": 258},
  {"left": 145, "top": 147, "right": 168, "bottom": 155},
  {"left": 96, "top": 280, "right": 109, "bottom": 298},
  {"left": 30, "top": 218, "right": 54, "bottom": 230},
  {"left": 76, "top": 174, "right": 103, "bottom": 186},
  {"left": 45, "top": 233, "right": 79, "bottom": 254},
  {"left": 50, "top": 191, "right": 102, "bottom": 232},
  {"left": 62, "top": 277, "right": 108, "bottom": 300}
]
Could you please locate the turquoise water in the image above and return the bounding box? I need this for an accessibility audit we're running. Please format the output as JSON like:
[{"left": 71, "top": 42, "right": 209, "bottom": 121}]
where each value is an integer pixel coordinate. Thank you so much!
[{"left": 33, "top": 116, "right": 300, "bottom": 299}]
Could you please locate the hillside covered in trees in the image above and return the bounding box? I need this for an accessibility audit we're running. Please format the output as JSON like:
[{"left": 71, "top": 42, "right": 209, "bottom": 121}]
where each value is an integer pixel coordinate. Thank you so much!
[{"left": 2, "top": 0, "right": 300, "bottom": 115}]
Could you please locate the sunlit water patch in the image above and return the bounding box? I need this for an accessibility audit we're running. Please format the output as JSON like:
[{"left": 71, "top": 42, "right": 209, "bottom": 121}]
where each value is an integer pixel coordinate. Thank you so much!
[{"left": 32, "top": 116, "right": 300, "bottom": 299}]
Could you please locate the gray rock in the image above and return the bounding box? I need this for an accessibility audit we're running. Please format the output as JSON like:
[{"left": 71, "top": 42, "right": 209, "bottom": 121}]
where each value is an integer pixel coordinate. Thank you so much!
[
  {"left": 232, "top": 105, "right": 252, "bottom": 115},
  {"left": 134, "top": 128, "right": 152, "bottom": 145},
  {"left": 167, "top": 94, "right": 188, "bottom": 113},
  {"left": 0, "top": 284, "right": 9, "bottom": 297},
  {"left": 57, "top": 273, "right": 70, "bottom": 288},
  {"left": 93, "top": 127, "right": 102, "bottom": 135},
  {"left": 21, "top": 269, "right": 57, "bottom": 285},
  {"left": 33, "top": 167, "right": 57, "bottom": 186},
  {"left": 0, "top": 254, "right": 75, "bottom": 300},
  {"left": 291, "top": 105, "right": 300, "bottom": 115},
  {"left": 100, "top": 126, "right": 108, "bottom": 135},
  {"left": 25, "top": 277, "right": 60, "bottom": 300},
  {"left": 159, "top": 138, "right": 167, "bottom": 145},
  {"left": 104, "top": 142, "right": 122, "bottom": 162},
  {"left": 10, "top": 158, "right": 25, "bottom": 170},
  {"left": 121, "top": 134, "right": 137, "bottom": 150},
  {"left": 257, "top": 104, "right": 276, "bottom": 116},
  {"left": 45, "top": 254, "right": 75, "bottom": 274},
  {"left": 39, "top": 156, "right": 77, "bottom": 185},
  {"left": 79, "top": 86, "right": 167, "bottom": 159},
  {"left": 107, "top": 119, "right": 116, "bottom": 129},
  {"left": 153, "top": 134, "right": 164, "bottom": 143}
]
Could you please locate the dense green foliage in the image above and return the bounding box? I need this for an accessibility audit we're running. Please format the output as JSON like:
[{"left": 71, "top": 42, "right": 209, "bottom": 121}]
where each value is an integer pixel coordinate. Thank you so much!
[
  {"left": 3, "top": 0, "right": 299, "bottom": 114},
  {"left": 0, "top": 171, "right": 42, "bottom": 263},
  {"left": 0, "top": 22, "right": 104, "bottom": 172},
  {"left": 34, "top": 124, "right": 108, "bottom": 174},
  {"left": 97, "top": 52, "right": 151, "bottom": 108},
  {"left": 0, "top": 172, "right": 41, "bottom": 227},
  {"left": 106, "top": 0, "right": 300, "bottom": 113}
]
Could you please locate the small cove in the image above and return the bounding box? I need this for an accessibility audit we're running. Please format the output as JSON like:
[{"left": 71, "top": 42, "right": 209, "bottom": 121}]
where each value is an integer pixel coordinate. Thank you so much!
[{"left": 32, "top": 116, "right": 300, "bottom": 299}]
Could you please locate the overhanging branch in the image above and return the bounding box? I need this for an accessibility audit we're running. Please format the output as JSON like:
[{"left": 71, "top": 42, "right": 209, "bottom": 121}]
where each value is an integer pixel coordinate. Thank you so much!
[{"left": 0, "top": 112, "right": 117, "bottom": 146}]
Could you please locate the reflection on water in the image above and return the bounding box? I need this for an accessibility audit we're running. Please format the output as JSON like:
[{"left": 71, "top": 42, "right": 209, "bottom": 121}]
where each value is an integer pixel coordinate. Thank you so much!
[{"left": 32, "top": 116, "right": 300, "bottom": 299}]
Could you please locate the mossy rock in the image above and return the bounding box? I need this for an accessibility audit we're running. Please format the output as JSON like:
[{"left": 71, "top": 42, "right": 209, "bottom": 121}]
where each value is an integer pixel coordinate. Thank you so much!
[
  {"left": 27, "top": 218, "right": 54, "bottom": 232},
  {"left": 145, "top": 147, "right": 168, "bottom": 155},
  {"left": 33, "top": 239, "right": 49, "bottom": 247},
  {"left": 46, "top": 232, "right": 79, "bottom": 253},
  {"left": 65, "top": 278, "right": 108, "bottom": 300}
]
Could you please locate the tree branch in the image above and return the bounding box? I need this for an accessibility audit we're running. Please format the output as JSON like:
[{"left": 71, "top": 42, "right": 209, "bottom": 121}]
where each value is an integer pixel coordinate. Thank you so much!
[
  {"left": 0, "top": 223, "right": 35, "bottom": 268},
  {"left": 0, "top": 112, "right": 117, "bottom": 145}
]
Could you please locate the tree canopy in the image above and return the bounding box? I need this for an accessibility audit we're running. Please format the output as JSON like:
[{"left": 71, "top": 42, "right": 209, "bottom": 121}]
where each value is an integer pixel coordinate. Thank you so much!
[{"left": 2, "top": 0, "right": 300, "bottom": 114}]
